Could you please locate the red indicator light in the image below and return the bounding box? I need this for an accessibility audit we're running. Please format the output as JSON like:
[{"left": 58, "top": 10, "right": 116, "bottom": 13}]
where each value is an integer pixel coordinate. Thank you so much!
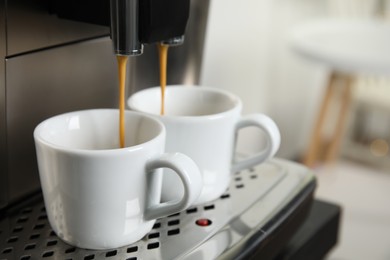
[{"left": 196, "top": 218, "right": 212, "bottom": 226}]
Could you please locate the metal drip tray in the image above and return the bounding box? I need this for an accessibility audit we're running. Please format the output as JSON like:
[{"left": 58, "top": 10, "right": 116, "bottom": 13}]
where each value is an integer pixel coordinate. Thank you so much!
[{"left": 0, "top": 159, "right": 315, "bottom": 260}]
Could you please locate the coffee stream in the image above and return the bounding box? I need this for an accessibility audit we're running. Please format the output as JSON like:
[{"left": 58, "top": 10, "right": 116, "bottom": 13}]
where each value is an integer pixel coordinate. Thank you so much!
[
  {"left": 116, "top": 44, "right": 167, "bottom": 148},
  {"left": 157, "top": 43, "right": 169, "bottom": 115},
  {"left": 116, "top": 55, "right": 128, "bottom": 148}
]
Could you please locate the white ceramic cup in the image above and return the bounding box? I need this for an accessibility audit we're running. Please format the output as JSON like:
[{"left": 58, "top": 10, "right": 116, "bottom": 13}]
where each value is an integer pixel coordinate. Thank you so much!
[
  {"left": 33, "top": 109, "right": 202, "bottom": 249},
  {"left": 128, "top": 86, "right": 281, "bottom": 205}
]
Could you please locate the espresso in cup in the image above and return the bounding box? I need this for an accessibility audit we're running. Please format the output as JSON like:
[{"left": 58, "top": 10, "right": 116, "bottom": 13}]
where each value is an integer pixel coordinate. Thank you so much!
[
  {"left": 128, "top": 86, "right": 281, "bottom": 205},
  {"left": 34, "top": 109, "right": 202, "bottom": 249}
]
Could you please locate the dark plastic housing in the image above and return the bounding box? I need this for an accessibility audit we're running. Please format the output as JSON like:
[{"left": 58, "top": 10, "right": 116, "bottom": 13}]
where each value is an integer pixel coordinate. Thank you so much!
[
  {"left": 52, "top": 0, "right": 190, "bottom": 44},
  {"left": 138, "top": 0, "right": 190, "bottom": 44}
]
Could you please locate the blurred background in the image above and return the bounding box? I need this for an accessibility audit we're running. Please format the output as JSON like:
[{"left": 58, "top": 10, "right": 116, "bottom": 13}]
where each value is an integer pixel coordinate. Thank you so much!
[
  {"left": 201, "top": 0, "right": 390, "bottom": 259},
  {"left": 2, "top": 0, "right": 390, "bottom": 258}
]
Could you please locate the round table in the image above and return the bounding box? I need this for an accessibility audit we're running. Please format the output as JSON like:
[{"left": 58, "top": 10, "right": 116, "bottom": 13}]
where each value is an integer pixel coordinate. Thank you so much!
[{"left": 290, "top": 18, "right": 390, "bottom": 167}]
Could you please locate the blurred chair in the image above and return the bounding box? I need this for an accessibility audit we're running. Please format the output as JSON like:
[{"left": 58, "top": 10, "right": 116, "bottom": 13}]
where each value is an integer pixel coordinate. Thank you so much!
[{"left": 290, "top": 18, "right": 390, "bottom": 167}]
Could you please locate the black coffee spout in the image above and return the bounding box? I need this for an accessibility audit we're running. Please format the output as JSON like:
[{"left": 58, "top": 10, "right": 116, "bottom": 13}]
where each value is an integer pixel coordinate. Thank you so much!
[
  {"left": 110, "top": 0, "right": 190, "bottom": 56},
  {"left": 110, "top": 0, "right": 143, "bottom": 56},
  {"left": 138, "top": 0, "right": 189, "bottom": 45},
  {"left": 52, "top": 0, "right": 190, "bottom": 56}
]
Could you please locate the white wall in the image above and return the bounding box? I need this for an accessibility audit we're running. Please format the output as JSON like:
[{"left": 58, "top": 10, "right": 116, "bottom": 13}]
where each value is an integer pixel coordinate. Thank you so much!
[
  {"left": 201, "top": 0, "right": 330, "bottom": 159},
  {"left": 200, "top": 0, "right": 273, "bottom": 155}
]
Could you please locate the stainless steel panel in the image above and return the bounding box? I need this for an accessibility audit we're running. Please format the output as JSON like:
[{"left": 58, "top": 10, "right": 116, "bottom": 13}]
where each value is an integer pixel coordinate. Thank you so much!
[
  {"left": 7, "top": 0, "right": 109, "bottom": 56},
  {"left": 0, "top": 0, "right": 8, "bottom": 208},
  {"left": 0, "top": 159, "right": 315, "bottom": 260},
  {"left": 6, "top": 37, "right": 118, "bottom": 203}
]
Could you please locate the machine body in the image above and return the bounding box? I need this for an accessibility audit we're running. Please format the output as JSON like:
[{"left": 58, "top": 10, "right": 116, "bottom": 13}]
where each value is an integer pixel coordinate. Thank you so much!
[{"left": 0, "top": 0, "right": 209, "bottom": 209}]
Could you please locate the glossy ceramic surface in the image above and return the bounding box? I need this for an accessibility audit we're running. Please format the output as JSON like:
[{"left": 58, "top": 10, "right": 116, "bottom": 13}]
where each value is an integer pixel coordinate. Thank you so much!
[
  {"left": 128, "top": 86, "right": 281, "bottom": 205},
  {"left": 33, "top": 109, "right": 202, "bottom": 249}
]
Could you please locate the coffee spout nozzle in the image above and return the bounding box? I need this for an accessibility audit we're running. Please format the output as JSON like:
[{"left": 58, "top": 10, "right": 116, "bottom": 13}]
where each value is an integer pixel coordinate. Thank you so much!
[
  {"left": 110, "top": 0, "right": 143, "bottom": 56},
  {"left": 110, "top": 0, "right": 190, "bottom": 55},
  {"left": 160, "top": 36, "right": 185, "bottom": 47}
]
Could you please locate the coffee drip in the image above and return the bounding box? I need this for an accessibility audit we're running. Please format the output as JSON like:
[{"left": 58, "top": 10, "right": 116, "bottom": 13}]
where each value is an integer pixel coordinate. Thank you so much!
[
  {"left": 116, "top": 55, "right": 129, "bottom": 148},
  {"left": 157, "top": 43, "right": 169, "bottom": 115},
  {"left": 111, "top": 0, "right": 189, "bottom": 147},
  {"left": 115, "top": 43, "right": 168, "bottom": 147}
]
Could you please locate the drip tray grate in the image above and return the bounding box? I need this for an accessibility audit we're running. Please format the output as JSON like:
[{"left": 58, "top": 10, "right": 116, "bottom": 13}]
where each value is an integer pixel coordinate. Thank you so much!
[{"left": 0, "top": 159, "right": 315, "bottom": 260}]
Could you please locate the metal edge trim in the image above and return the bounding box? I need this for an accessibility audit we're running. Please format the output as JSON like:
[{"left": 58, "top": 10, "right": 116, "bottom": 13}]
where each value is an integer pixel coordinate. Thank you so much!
[
  {"left": 223, "top": 176, "right": 317, "bottom": 260},
  {"left": 0, "top": 0, "right": 8, "bottom": 209}
]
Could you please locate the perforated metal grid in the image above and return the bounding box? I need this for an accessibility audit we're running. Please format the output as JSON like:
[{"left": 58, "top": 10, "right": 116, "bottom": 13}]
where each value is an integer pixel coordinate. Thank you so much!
[{"left": 0, "top": 159, "right": 314, "bottom": 260}]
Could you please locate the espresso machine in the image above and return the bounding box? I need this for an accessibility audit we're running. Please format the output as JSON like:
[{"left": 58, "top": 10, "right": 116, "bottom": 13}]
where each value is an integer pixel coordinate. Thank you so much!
[
  {"left": 0, "top": 1, "right": 339, "bottom": 259},
  {"left": 0, "top": 0, "right": 208, "bottom": 209}
]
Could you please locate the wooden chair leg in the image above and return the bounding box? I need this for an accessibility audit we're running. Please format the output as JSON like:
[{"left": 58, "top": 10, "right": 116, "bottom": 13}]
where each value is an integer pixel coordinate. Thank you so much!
[
  {"left": 325, "top": 75, "right": 353, "bottom": 163},
  {"left": 303, "top": 72, "right": 338, "bottom": 168}
]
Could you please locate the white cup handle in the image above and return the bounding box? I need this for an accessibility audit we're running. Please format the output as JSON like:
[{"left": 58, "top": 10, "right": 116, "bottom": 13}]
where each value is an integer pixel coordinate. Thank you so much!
[
  {"left": 232, "top": 114, "right": 281, "bottom": 173},
  {"left": 144, "top": 153, "right": 202, "bottom": 220}
]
